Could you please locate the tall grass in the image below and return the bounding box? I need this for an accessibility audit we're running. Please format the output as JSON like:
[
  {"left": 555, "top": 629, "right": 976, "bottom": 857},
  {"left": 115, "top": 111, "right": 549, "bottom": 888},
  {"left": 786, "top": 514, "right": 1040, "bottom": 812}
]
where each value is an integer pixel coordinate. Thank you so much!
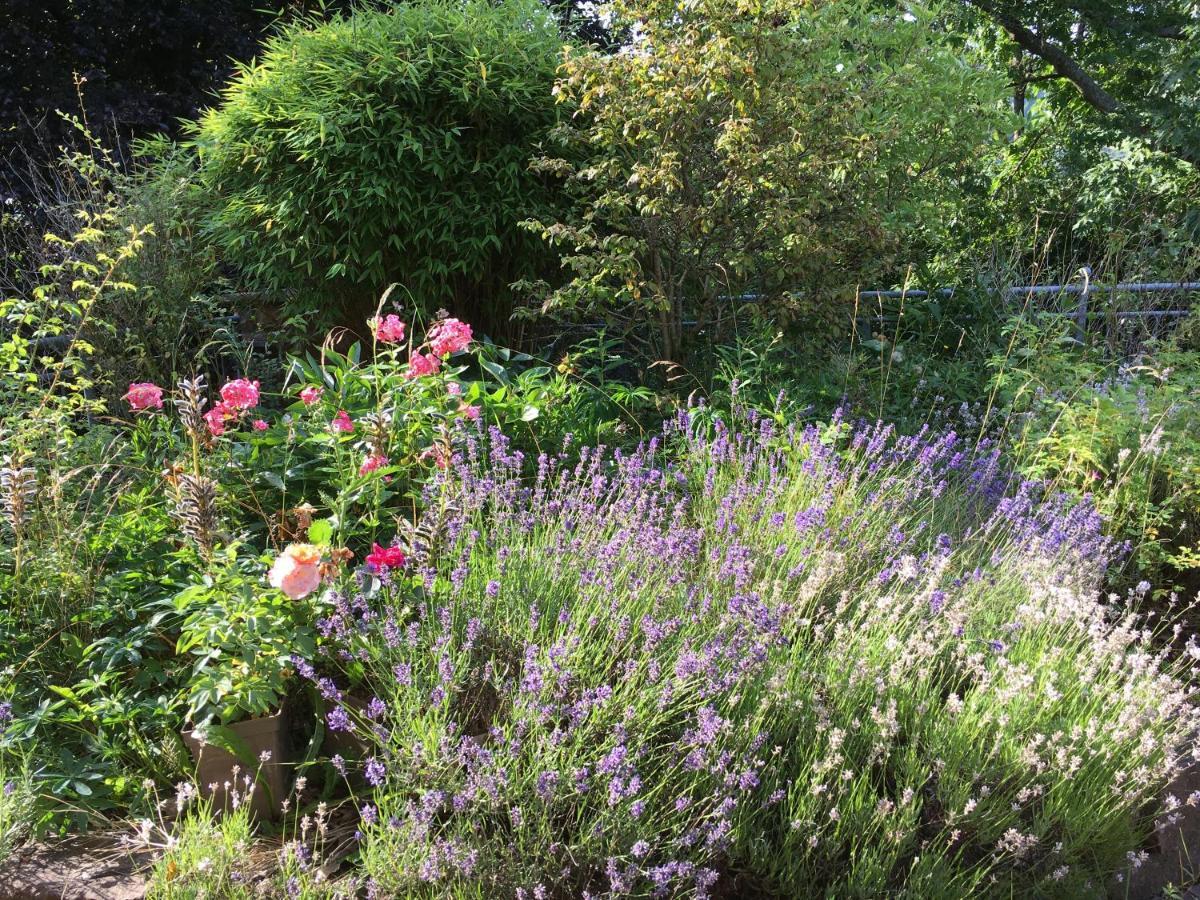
[{"left": 307, "top": 406, "right": 1198, "bottom": 897}]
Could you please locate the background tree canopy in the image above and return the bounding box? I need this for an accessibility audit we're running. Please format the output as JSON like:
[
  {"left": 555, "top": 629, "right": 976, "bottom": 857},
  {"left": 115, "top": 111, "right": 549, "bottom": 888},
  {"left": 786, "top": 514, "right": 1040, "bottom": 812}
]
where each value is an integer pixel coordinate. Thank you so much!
[{"left": 0, "top": 0, "right": 279, "bottom": 171}]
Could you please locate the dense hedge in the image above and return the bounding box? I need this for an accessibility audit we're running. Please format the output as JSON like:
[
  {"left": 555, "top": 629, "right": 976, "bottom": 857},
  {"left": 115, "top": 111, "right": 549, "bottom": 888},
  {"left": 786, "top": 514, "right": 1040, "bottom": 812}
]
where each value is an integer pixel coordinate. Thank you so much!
[{"left": 188, "top": 0, "right": 568, "bottom": 334}]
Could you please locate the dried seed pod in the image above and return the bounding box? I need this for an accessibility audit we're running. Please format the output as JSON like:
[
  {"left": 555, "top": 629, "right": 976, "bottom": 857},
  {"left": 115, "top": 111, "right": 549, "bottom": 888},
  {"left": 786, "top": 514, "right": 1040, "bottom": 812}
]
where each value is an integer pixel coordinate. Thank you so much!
[
  {"left": 358, "top": 410, "right": 393, "bottom": 455},
  {"left": 0, "top": 465, "right": 36, "bottom": 535},
  {"left": 174, "top": 375, "right": 208, "bottom": 438},
  {"left": 175, "top": 472, "right": 218, "bottom": 556}
]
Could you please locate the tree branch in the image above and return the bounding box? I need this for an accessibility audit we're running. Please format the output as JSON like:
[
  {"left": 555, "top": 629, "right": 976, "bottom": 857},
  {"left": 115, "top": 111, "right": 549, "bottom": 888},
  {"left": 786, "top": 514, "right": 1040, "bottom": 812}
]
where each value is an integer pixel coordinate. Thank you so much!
[
  {"left": 965, "top": 0, "right": 1200, "bottom": 171},
  {"left": 965, "top": 0, "right": 1121, "bottom": 113}
]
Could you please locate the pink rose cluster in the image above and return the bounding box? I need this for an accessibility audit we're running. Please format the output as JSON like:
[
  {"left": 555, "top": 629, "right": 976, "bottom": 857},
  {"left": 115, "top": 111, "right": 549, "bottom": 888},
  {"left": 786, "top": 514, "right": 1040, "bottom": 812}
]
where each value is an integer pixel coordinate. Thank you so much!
[
  {"left": 428, "top": 318, "right": 472, "bottom": 357},
  {"left": 359, "top": 453, "right": 389, "bottom": 477},
  {"left": 123, "top": 382, "right": 164, "bottom": 412},
  {"left": 405, "top": 352, "right": 441, "bottom": 380},
  {"left": 371, "top": 314, "right": 407, "bottom": 344},
  {"left": 203, "top": 378, "right": 261, "bottom": 436},
  {"left": 393, "top": 316, "right": 474, "bottom": 381},
  {"left": 123, "top": 378, "right": 265, "bottom": 438},
  {"left": 299, "top": 385, "right": 324, "bottom": 406}
]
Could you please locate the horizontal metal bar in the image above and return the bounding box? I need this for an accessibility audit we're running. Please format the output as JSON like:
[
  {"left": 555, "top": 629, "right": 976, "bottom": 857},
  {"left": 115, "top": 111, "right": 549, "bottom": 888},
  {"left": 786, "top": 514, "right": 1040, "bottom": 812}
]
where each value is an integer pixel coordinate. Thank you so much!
[{"left": 1008, "top": 282, "right": 1200, "bottom": 295}]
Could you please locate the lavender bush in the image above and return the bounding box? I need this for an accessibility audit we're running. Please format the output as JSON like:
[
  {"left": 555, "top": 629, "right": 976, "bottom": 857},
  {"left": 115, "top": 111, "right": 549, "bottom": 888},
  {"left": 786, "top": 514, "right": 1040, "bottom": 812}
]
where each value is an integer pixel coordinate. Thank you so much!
[{"left": 306, "top": 407, "right": 1197, "bottom": 897}]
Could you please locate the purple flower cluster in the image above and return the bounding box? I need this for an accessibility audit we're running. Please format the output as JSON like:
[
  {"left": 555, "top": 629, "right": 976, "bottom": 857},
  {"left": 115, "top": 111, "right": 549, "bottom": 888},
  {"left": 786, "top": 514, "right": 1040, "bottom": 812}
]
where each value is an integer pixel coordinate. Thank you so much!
[{"left": 314, "top": 408, "right": 1194, "bottom": 897}]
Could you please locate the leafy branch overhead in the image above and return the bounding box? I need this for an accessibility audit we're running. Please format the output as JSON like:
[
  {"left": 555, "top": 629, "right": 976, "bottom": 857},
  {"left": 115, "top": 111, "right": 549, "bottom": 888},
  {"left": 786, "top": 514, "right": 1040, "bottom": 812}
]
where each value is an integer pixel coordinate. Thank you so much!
[{"left": 965, "top": 0, "right": 1200, "bottom": 169}]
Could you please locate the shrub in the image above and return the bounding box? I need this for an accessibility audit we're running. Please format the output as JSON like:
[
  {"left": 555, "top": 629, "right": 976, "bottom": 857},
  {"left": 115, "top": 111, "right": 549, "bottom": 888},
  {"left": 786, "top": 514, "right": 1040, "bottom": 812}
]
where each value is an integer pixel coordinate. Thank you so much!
[
  {"left": 521, "top": 0, "right": 1010, "bottom": 358},
  {"left": 312, "top": 408, "right": 1196, "bottom": 896},
  {"left": 188, "top": 0, "right": 566, "bottom": 337}
]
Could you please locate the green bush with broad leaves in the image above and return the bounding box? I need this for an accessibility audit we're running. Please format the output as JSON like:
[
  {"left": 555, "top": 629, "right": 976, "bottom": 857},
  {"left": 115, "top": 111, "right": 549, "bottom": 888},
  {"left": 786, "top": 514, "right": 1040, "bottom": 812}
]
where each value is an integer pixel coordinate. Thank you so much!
[
  {"left": 187, "top": 0, "right": 567, "bottom": 337},
  {"left": 521, "top": 0, "right": 1011, "bottom": 359}
]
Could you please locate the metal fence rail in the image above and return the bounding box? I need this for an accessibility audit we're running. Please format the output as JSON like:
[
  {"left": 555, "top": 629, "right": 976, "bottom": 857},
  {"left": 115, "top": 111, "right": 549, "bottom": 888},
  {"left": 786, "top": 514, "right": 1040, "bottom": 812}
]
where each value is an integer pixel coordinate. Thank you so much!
[{"left": 857, "top": 268, "right": 1199, "bottom": 349}]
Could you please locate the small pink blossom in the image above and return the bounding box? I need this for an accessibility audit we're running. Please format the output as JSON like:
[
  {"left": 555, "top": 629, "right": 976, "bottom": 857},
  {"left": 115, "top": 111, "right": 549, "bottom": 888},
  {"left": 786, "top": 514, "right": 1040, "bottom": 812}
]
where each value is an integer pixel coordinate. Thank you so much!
[
  {"left": 299, "top": 385, "right": 324, "bottom": 406},
  {"left": 457, "top": 402, "right": 481, "bottom": 421},
  {"left": 123, "top": 382, "right": 164, "bottom": 412},
  {"left": 268, "top": 543, "right": 322, "bottom": 600},
  {"left": 203, "top": 401, "right": 236, "bottom": 437},
  {"left": 370, "top": 314, "right": 407, "bottom": 344},
  {"left": 359, "top": 453, "right": 390, "bottom": 476},
  {"left": 252, "top": 419, "right": 269, "bottom": 431},
  {"left": 446, "top": 382, "right": 463, "bottom": 397},
  {"left": 428, "top": 318, "right": 473, "bottom": 357},
  {"left": 419, "top": 446, "right": 449, "bottom": 470},
  {"left": 220, "top": 378, "right": 260, "bottom": 410},
  {"left": 331, "top": 410, "right": 354, "bottom": 433},
  {"left": 405, "top": 352, "right": 441, "bottom": 379}
]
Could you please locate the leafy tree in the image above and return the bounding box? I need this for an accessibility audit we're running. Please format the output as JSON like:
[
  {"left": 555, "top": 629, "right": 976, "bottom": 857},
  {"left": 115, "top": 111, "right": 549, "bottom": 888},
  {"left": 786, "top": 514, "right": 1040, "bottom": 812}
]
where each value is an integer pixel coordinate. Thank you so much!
[
  {"left": 928, "top": 1, "right": 1200, "bottom": 277},
  {"left": 520, "top": 0, "right": 1011, "bottom": 359},
  {"left": 187, "top": 0, "right": 567, "bottom": 336},
  {"left": 964, "top": 0, "right": 1200, "bottom": 171}
]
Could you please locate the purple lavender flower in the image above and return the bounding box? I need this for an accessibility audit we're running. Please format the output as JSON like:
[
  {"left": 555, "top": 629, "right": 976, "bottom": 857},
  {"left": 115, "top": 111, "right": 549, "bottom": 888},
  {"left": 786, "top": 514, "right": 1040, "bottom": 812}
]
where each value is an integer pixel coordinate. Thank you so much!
[
  {"left": 364, "top": 757, "right": 386, "bottom": 786},
  {"left": 327, "top": 706, "right": 352, "bottom": 732}
]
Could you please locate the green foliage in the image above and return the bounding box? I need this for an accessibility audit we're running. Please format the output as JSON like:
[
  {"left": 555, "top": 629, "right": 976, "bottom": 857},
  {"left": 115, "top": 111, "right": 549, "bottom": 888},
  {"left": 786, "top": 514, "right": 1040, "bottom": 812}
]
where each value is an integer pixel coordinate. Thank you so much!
[
  {"left": 143, "top": 777, "right": 343, "bottom": 898},
  {"left": 174, "top": 545, "right": 316, "bottom": 727},
  {"left": 0, "top": 148, "right": 150, "bottom": 457},
  {"left": 0, "top": 753, "right": 36, "bottom": 862},
  {"left": 963, "top": 0, "right": 1200, "bottom": 173},
  {"left": 933, "top": 1, "right": 1200, "bottom": 277},
  {"left": 987, "top": 317, "right": 1200, "bottom": 588},
  {"left": 188, "top": 0, "right": 567, "bottom": 335},
  {"left": 522, "top": 0, "right": 1011, "bottom": 358},
  {"left": 337, "top": 410, "right": 1189, "bottom": 896}
]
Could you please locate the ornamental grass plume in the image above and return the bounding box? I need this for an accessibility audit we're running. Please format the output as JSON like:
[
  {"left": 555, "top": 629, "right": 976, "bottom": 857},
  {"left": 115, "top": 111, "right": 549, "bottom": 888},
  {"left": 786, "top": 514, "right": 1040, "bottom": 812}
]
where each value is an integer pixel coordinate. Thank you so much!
[
  {"left": 173, "top": 376, "right": 208, "bottom": 440},
  {"left": 0, "top": 462, "right": 35, "bottom": 536},
  {"left": 306, "top": 407, "right": 1200, "bottom": 897}
]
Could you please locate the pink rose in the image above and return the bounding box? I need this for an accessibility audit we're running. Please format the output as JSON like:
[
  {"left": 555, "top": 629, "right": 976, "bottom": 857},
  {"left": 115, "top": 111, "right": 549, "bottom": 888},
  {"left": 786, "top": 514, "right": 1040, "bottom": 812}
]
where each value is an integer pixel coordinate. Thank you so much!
[
  {"left": 365, "top": 542, "right": 407, "bottom": 573},
  {"left": 123, "top": 382, "right": 164, "bottom": 412},
  {"left": 405, "top": 352, "right": 441, "bottom": 379},
  {"left": 268, "top": 543, "right": 322, "bottom": 599},
  {"left": 457, "top": 402, "right": 481, "bottom": 421},
  {"left": 252, "top": 419, "right": 269, "bottom": 431},
  {"left": 299, "top": 386, "right": 324, "bottom": 406},
  {"left": 220, "top": 378, "right": 260, "bottom": 410},
  {"left": 331, "top": 410, "right": 354, "bottom": 433},
  {"left": 428, "top": 318, "right": 473, "bottom": 357},
  {"left": 370, "top": 314, "right": 407, "bottom": 344}
]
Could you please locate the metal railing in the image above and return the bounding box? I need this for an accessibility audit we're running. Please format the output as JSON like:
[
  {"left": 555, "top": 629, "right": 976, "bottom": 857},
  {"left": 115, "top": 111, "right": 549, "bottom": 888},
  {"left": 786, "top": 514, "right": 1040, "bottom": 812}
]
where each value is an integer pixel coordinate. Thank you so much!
[{"left": 857, "top": 268, "right": 1199, "bottom": 350}]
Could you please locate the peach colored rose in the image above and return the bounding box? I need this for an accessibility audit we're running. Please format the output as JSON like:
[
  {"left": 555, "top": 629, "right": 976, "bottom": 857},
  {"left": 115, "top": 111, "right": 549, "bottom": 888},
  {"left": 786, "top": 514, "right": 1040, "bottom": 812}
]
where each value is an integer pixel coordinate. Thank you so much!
[{"left": 268, "top": 543, "right": 323, "bottom": 599}]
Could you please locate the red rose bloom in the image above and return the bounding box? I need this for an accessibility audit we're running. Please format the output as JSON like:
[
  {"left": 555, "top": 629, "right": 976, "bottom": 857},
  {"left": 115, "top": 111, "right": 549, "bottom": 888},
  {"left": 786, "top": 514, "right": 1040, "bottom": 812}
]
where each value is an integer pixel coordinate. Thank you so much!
[{"left": 365, "top": 543, "right": 407, "bottom": 573}]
